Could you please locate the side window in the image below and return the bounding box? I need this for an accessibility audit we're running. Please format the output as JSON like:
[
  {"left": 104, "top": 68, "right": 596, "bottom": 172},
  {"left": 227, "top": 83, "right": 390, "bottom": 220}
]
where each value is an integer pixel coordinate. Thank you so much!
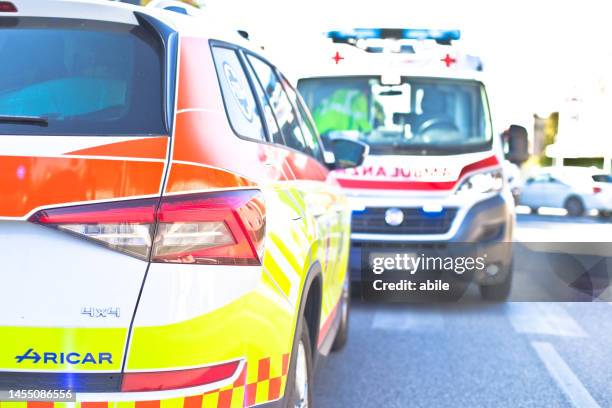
[
  {"left": 242, "top": 57, "right": 284, "bottom": 145},
  {"left": 246, "top": 55, "right": 308, "bottom": 153},
  {"left": 283, "top": 78, "right": 324, "bottom": 162},
  {"left": 211, "top": 46, "right": 264, "bottom": 141}
]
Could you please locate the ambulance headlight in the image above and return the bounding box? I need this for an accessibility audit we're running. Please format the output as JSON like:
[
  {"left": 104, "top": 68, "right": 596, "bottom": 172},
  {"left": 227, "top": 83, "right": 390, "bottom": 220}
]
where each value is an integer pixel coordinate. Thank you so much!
[{"left": 456, "top": 170, "right": 504, "bottom": 195}]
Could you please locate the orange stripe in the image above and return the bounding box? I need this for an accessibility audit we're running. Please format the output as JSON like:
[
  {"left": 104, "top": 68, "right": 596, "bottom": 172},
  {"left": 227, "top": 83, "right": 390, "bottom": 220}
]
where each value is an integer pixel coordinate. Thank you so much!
[
  {"left": 165, "top": 162, "right": 255, "bottom": 194},
  {"left": 245, "top": 383, "right": 257, "bottom": 407},
  {"left": 183, "top": 395, "right": 203, "bottom": 408},
  {"left": 268, "top": 377, "right": 282, "bottom": 400},
  {"left": 27, "top": 403, "right": 53, "bottom": 408},
  {"left": 82, "top": 403, "right": 109, "bottom": 408},
  {"left": 257, "top": 357, "right": 270, "bottom": 382},
  {"left": 65, "top": 136, "right": 168, "bottom": 160},
  {"left": 216, "top": 389, "right": 233, "bottom": 408},
  {"left": 0, "top": 156, "right": 164, "bottom": 218},
  {"left": 135, "top": 401, "right": 160, "bottom": 408}
]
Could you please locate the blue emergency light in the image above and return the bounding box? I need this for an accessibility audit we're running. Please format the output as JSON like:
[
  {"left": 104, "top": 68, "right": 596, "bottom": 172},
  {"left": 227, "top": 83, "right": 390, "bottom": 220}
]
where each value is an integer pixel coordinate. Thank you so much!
[{"left": 327, "top": 28, "right": 461, "bottom": 44}]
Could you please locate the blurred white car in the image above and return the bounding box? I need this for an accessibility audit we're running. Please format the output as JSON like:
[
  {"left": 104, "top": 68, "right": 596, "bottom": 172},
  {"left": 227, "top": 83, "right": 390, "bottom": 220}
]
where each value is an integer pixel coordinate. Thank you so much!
[{"left": 519, "top": 166, "right": 612, "bottom": 217}]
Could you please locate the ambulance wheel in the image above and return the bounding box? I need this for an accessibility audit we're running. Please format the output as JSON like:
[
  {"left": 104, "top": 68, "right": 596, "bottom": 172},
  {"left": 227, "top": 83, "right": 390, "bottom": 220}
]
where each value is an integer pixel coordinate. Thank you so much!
[
  {"left": 479, "top": 264, "right": 513, "bottom": 301},
  {"left": 331, "top": 277, "right": 350, "bottom": 351},
  {"left": 285, "top": 319, "right": 312, "bottom": 408}
]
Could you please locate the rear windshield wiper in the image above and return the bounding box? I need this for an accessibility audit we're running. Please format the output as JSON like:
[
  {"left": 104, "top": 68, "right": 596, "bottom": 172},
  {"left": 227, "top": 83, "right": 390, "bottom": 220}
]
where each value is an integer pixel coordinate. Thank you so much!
[{"left": 0, "top": 115, "right": 48, "bottom": 126}]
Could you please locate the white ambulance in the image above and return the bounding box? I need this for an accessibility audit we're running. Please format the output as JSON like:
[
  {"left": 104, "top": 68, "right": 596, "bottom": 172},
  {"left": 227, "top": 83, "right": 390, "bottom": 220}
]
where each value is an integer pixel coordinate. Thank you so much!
[{"left": 296, "top": 28, "right": 529, "bottom": 300}]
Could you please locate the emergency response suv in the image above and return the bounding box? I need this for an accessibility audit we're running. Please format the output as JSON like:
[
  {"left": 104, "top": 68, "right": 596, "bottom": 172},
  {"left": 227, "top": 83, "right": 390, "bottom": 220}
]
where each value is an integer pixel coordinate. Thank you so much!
[
  {"left": 0, "top": 1, "right": 366, "bottom": 406},
  {"left": 297, "top": 29, "right": 529, "bottom": 300}
]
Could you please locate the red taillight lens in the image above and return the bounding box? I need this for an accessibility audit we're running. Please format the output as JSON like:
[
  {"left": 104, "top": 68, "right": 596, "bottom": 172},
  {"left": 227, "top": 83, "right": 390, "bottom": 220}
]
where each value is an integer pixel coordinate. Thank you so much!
[
  {"left": 593, "top": 186, "right": 602, "bottom": 194},
  {"left": 153, "top": 190, "right": 265, "bottom": 265},
  {"left": 0, "top": 2, "right": 17, "bottom": 12},
  {"left": 121, "top": 360, "right": 241, "bottom": 392},
  {"left": 28, "top": 198, "right": 157, "bottom": 259},
  {"left": 28, "top": 190, "right": 265, "bottom": 265}
]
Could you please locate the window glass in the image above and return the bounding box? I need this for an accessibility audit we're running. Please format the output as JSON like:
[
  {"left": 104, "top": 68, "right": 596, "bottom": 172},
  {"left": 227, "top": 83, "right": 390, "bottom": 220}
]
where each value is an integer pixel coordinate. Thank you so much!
[
  {"left": 242, "top": 58, "right": 283, "bottom": 144},
  {"left": 247, "top": 55, "right": 307, "bottom": 153},
  {"left": 593, "top": 174, "right": 612, "bottom": 183},
  {"left": 298, "top": 76, "right": 492, "bottom": 155},
  {"left": 0, "top": 17, "right": 165, "bottom": 136},
  {"left": 212, "top": 46, "right": 264, "bottom": 141},
  {"left": 282, "top": 78, "right": 324, "bottom": 161}
]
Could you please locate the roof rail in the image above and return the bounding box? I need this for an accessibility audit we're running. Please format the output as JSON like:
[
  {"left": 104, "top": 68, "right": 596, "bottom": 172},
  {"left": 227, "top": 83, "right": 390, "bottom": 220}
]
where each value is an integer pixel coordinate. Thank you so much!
[{"left": 146, "top": 0, "right": 203, "bottom": 17}]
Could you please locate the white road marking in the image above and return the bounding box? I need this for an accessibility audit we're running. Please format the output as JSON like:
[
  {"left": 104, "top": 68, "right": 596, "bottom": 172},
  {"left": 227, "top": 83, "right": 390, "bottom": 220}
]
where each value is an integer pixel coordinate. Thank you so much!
[
  {"left": 532, "top": 341, "right": 600, "bottom": 408},
  {"left": 506, "top": 303, "right": 587, "bottom": 337},
  {"left": 372, "top": 308, "right": 444, "bottom": 332}
]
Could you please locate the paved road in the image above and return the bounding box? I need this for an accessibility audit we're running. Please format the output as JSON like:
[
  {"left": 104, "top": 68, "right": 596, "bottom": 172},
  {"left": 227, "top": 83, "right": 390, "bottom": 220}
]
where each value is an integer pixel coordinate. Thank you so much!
[{"left": 314, "top": 214, "right": 612, "bottom": 407}]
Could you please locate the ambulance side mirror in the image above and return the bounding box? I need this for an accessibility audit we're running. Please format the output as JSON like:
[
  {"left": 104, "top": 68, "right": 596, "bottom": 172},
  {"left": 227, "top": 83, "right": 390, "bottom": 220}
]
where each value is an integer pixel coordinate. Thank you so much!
[
  {"left": 328, "top": 138, "right": 369, "bottom": 170},
  {"left": 506, "top": 125, "right": 529, "bottom": 165}
]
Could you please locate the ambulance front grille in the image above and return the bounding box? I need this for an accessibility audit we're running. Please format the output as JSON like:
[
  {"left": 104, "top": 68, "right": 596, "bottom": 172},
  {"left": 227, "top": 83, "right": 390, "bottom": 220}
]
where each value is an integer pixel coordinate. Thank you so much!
[{"left": 351, "top": 207, "right": 458, "bottom": 235}]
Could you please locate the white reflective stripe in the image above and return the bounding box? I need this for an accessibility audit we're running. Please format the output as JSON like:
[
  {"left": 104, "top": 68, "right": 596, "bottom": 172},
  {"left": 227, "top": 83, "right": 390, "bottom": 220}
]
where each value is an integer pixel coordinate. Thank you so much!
[
  {"left": 78, "top": 359, "right": 245, "bottom": 402},
  {"left": 0, "top": 135, "right": 152, "bottom": 157}
]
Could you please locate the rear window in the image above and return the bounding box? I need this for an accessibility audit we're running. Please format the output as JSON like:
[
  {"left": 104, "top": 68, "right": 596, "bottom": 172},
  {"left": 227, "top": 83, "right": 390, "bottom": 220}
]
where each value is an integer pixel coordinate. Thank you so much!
[
  {"left": 593, "top": 174, "right": 612, "bottom": 183},
  {"left": 0, "top": 17, "right": 165, "bottom": 136}
]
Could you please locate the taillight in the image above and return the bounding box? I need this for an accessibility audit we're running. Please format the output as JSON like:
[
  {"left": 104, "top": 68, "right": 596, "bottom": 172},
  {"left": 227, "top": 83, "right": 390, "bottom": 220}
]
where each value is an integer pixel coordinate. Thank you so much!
[
  {"left": 121, "top": 360, "right": 241, "bottom": 392},
  {"left": 593, "top": 186, "right": 602, "bottom": 194},
  {"left": 153, "top": 191, "right": 265, "bottom": 265},
  {"left": 28, "top": 198, "right": 157, "bottom": 260},
  {"left": 28, "top": 190, "right": 265, "bottom": 265},
  {"left": 0, "top": 1, "right": 17, "bottom": 12}
]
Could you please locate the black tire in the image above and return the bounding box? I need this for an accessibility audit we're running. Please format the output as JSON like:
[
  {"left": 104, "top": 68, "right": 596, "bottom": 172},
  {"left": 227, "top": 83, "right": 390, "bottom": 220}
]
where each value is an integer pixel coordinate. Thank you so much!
[
  {"left": 284, "top": 319, "right": 313, "bottom": 408},
  {"left": 479, "top": 264, "right": 513, "bottom": 301},
  {"left": 331, "top": 277, "right": 350, "bottom": 351},
  {"left": 564, "top": 196, "right": 585, "bottom": 217}
]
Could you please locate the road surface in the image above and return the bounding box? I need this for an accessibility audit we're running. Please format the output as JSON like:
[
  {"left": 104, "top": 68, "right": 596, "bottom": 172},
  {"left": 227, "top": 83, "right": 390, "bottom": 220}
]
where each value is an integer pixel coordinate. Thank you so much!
[{"left": 314, "top": 214, "right": 612, "bottom": 407}]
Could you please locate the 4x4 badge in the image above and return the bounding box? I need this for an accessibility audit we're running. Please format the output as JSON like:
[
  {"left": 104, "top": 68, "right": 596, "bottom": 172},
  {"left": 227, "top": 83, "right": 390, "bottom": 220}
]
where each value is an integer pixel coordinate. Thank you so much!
[{"left": 81, "top": 307, "right": 120, "bottom": 318}]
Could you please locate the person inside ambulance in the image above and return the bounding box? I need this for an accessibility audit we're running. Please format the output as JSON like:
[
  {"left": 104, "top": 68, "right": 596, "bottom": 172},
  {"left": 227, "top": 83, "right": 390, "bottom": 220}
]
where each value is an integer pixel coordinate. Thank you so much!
[
  {"left": 311, "top": 87, "right": 372, "bottom": 137},
  {"left": 412, "top": 87, "right": 459, "bottom": 136}
]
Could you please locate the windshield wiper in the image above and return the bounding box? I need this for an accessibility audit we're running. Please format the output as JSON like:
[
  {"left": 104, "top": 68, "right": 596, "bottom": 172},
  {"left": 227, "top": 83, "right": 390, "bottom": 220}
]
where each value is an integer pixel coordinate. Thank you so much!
[{"left": 0, "top": 115, "right": 48, "bottom": 126}]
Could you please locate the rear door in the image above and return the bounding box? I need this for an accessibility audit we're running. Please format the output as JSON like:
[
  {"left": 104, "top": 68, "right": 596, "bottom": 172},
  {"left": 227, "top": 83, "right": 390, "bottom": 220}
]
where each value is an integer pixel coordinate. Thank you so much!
[
  {"left": 243, "top": 53, "right": 348, "bottom": 342},
  {"left": 0, "top": 12, "right": 170, "bottom": 389}
]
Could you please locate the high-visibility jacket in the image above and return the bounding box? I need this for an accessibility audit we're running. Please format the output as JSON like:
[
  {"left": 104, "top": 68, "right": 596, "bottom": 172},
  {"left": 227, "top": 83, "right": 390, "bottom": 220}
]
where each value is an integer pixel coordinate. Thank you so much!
[{"left": 312, "top": 89, "right": 372, "bottom": 134}]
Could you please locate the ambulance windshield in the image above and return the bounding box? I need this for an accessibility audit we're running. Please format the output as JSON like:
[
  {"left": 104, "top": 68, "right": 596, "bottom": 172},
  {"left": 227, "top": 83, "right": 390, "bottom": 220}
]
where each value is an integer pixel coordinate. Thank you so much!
[{"left": 298, "top": 76, "right": 493, "bottom": 155}]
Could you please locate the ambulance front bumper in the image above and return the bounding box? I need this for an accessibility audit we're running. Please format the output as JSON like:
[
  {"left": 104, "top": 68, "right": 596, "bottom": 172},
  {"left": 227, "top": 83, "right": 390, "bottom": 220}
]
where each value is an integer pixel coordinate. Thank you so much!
[{"left": 348, "top": 193, "right": 514, "bottom": 285}]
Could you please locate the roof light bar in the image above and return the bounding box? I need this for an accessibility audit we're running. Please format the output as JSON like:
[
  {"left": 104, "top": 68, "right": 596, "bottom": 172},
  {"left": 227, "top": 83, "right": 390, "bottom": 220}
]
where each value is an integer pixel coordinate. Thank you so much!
[{"left": 328, "top": 28, "right": 461, "bottom": 44}]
